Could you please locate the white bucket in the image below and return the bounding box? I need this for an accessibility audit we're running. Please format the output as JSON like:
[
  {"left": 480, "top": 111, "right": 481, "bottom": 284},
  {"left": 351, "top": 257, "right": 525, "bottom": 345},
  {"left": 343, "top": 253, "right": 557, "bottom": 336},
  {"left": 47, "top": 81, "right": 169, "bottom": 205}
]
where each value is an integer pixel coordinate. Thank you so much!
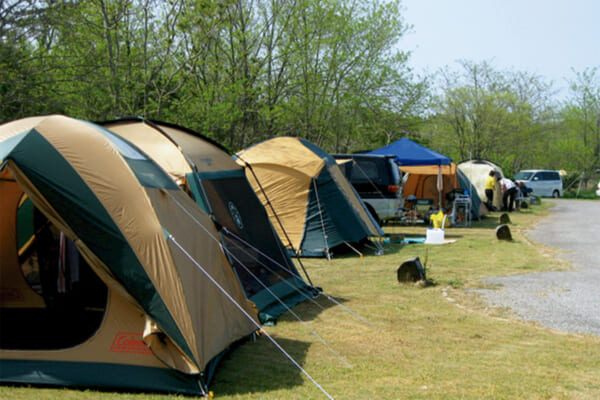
[{"left": 425, "top": 228, "right": 445, "bottom": 244}]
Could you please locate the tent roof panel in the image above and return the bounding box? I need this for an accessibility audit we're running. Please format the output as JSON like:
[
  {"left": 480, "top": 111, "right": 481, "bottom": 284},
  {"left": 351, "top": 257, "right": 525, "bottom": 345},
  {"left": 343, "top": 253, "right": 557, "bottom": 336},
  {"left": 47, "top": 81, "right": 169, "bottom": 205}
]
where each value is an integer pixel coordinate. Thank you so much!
[
  {"left": 369, "top": 137, "right": 452, "bottom": 166},
  {"left": 236, "top": 137, "right": 326, "bottom": 177}
]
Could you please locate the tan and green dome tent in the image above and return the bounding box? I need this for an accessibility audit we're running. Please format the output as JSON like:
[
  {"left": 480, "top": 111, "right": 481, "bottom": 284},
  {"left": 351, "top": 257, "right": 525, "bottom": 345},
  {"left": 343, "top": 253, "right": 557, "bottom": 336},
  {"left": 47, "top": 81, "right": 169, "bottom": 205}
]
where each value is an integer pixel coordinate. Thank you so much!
[
  {"left": 99, "top": 118, "right": 319, "bottom": 324},
  {"left": 235, "top": 137, "right": 384, "bottom": 258},
  {"left": 0, "top": 115, "right": 259, "bottom": 395}
]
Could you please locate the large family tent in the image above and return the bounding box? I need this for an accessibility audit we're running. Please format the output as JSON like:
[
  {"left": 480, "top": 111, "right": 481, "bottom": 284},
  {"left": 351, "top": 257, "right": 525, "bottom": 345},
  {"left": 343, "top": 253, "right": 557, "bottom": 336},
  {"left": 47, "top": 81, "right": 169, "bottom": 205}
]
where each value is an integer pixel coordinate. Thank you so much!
[
  {"left": 369, "top": 138, "right": 457, "bottom": 208},
  {"left": 98, "top": 118, "right": 318, "bottom": 324},
  {"left": 235, "top": 137, "right": 384, "bottom": 258},
  {"left": 0, "top": 115, "right": 259, "bottom": 395},
  {"left": 458, "top": 159, "right": 505, "bottom": 214}
]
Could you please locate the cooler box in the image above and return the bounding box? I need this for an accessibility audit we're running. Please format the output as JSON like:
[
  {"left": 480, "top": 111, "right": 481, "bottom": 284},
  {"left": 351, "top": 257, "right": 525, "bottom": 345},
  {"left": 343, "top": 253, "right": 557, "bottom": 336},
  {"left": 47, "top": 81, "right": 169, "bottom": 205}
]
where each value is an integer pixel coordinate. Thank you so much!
[{"left": 426, "top": 228, "right": 445, "bottom": 244}]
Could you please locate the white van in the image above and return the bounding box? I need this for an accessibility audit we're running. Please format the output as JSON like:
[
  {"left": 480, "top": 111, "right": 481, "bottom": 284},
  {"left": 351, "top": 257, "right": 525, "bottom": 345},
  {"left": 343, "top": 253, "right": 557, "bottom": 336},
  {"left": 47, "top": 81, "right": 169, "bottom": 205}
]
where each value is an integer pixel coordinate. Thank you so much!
[{"left": 514, "top": 169, "right": 563, "bottom": 198}]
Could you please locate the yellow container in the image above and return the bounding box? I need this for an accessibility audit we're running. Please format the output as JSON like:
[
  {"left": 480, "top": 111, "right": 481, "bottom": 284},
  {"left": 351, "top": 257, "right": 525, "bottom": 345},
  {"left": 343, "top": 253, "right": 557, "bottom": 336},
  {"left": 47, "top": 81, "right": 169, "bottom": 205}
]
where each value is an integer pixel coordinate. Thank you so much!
[{"left": 430, "top": 210, "right": 447, "bottom": 229}]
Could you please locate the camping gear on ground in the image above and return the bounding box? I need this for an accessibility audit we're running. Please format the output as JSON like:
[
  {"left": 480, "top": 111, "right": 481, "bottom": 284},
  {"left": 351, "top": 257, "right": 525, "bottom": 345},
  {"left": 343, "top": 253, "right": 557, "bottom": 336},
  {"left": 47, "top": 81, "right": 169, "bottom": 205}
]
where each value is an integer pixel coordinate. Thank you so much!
[
  {"left": 235, "top": 137, "right": 384, "bottom": 258},
  {"left": 451, "top": 194, "right": 472, "bottom": 227},
  {"left": 0, "top": 115, "right": 260, "bottom": 395},
  {"left": 99, "top": 118, "right": 318, "bottom": 324},
  {"left": 425, "top": 228, "right": 445, "bottom": 244},
  {"left": 426, "top": 210, "right": 447, "bottom": 244},
  {"left": 455, "top": 171, "right": 483, "bottom": 221},
  {"left": 430, "top": 209, "right": 448, "bottom": 229}
]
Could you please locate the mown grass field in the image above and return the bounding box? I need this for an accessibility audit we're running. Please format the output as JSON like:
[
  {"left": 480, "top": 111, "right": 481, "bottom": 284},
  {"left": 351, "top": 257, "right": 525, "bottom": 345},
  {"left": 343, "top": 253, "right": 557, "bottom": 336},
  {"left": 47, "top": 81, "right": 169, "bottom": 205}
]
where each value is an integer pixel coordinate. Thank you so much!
[{"left": 2, "top": 201, "right": 600, "bottom": 400}]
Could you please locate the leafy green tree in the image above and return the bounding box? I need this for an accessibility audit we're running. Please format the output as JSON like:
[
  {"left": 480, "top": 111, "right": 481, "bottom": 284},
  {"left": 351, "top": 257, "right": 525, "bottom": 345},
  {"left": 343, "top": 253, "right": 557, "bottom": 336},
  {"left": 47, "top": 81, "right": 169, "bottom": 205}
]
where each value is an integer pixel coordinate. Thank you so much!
[
  {"left": 557, "top": 67, "right": 600, "bottom": 185},
  {"left": 281, "top": 0, "right": 422, "bottom": 152},
  {"left": 0, "top": 0, "right": 60, "bottom": 121},
  {"left": 1, "top": 0, "right": 427, "bottom": 154},
  {"left": 429, "top": 60, "right": 555, "bottom": 175},
  {"left": 171, "top": 0, "right": 425, "bottom": 153}
]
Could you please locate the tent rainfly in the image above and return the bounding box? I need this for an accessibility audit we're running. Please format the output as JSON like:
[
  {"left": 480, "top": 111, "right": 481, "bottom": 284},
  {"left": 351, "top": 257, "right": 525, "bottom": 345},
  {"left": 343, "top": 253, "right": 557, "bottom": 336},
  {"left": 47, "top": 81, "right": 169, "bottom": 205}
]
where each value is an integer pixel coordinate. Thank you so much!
[
  {"left": 99, "top": 118, "right": 319, "bottom": 324},
  {"left": 0, "top": 115, "right": 259, "bottom": 395},
  {"left": 235, "top": 137, "right": 384, "bottom": 258}
]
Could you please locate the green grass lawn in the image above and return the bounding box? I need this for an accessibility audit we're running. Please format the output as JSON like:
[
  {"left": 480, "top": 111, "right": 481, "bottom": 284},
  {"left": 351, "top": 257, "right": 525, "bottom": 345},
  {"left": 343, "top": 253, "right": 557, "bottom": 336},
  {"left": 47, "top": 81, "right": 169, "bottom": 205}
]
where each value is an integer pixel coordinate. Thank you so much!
[{"left": 2, "top": 201, "right": 600, "bottom": 400}]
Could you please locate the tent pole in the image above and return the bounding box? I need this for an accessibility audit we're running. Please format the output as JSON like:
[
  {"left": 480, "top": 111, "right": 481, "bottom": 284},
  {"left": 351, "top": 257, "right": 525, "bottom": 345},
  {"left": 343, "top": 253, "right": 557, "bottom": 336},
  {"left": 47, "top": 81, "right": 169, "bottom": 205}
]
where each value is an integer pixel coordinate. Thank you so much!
[
  {"left": 343, "top": 241, "right": 363, "bottom": 259},
  {"left": 312, "top": 178, "right": 331, "bottom": 260},
  {"left": 436, "top": 165, "right": 443, "bottom": 209}
]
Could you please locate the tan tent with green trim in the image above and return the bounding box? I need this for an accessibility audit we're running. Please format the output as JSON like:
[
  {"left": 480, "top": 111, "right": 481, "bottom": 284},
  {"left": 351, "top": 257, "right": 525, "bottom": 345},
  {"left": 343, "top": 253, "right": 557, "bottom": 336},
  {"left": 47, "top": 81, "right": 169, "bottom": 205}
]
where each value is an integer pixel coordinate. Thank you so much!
[
  {"left": 236, "top": 137, "right": 384, "bottom": 258},
  {"left": 0, "top": 115, "right": 258, "bottom": 395},
  {"left": 98, "top": 118, "right": 319, "bottom": 324}
]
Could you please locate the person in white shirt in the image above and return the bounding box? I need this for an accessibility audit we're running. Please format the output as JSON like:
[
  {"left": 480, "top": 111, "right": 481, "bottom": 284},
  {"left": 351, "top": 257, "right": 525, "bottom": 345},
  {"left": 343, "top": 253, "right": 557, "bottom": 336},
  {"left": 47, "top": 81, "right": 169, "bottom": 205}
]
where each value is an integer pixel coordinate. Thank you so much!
[{"left": 498, "top": 177, "right": 518, "bottom": 212}]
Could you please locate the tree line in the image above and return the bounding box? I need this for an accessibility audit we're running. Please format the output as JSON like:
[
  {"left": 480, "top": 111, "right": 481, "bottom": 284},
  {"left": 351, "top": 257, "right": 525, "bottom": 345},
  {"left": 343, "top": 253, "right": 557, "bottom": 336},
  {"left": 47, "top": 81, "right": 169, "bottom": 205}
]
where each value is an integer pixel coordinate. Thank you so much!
[{"left": 2, "top": 0, "right": 599, "bottom": 183}]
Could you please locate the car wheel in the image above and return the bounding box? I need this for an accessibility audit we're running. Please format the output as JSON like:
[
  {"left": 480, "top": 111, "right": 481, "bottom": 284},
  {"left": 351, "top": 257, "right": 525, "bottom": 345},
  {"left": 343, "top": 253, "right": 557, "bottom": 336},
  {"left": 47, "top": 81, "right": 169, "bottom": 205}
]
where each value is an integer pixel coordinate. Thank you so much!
[{"left": 552, "top": 190, "right": 560, "bottom": 198}]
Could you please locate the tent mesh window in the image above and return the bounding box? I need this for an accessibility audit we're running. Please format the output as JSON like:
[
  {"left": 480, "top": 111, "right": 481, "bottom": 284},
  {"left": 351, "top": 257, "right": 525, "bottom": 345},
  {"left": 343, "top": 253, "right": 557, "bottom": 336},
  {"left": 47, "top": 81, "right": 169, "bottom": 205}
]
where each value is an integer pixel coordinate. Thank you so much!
[
  {"left": 1, "top": 197, "right": 108, "bottom": 350},
  {"left": 220, "top": 231, "right": 292, "bottom": 298}
]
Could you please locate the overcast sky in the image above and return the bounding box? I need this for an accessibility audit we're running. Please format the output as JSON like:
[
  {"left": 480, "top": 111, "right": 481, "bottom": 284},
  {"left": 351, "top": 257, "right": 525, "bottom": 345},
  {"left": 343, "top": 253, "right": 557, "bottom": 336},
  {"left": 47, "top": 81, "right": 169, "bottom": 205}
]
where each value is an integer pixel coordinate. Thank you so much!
[{"left": 399, "top": 0, "right": 600, "bottom": 96}]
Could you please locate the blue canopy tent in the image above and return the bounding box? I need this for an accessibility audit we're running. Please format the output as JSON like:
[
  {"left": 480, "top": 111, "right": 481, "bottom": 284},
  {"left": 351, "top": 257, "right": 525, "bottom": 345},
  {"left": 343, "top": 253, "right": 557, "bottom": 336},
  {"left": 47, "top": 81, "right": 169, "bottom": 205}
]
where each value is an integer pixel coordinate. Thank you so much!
[
  {"left": 368, "top": 137, "right": 452, "bottom": 166},
  {"left": 369, "top": 138, "right": 454, "bottom": 209}
]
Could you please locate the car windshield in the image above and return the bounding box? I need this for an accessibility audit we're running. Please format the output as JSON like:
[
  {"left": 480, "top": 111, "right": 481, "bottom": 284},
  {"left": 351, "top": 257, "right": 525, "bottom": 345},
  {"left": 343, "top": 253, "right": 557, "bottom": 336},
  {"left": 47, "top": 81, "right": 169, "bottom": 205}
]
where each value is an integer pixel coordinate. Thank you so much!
[{"left": 514, "top": 171, "right": 533, "bottom": 180}]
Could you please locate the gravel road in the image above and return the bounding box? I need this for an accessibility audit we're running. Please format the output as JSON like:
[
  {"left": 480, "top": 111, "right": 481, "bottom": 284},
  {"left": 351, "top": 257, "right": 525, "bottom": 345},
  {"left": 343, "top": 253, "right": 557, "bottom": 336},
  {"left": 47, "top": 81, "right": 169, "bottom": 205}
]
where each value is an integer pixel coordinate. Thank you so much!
[{"left": 476, "top": 199, "right": 600, "bottom": 336}]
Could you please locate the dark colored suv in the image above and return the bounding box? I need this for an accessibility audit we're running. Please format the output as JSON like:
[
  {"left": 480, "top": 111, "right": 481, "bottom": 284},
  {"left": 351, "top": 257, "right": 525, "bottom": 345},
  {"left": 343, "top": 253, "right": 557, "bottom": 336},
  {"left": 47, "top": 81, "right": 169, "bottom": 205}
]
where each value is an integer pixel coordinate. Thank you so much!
[{"left": 332, "top": 153, "right": 403, "bottom": 225}]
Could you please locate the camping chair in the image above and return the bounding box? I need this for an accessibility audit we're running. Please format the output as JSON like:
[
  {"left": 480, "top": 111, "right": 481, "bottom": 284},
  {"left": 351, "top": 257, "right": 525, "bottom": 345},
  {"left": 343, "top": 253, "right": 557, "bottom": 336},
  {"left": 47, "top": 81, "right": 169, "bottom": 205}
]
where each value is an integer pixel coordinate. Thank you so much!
[{"left": 451, "top": 195, "right": 471, "bottom": 226}]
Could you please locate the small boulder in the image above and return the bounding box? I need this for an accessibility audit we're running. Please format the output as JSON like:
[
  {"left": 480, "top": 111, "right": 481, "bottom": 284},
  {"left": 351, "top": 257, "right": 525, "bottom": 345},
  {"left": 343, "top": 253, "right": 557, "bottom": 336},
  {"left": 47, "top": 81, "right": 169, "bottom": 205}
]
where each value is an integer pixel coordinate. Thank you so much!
[
  {"left": 499, "top": 213, "right": 511, "bottom": 224},
  {"left": 495, "top": 224, "right": 512, "bottom": 241},
  {"left": 397, "top": 257, "right": 426, "bottom": 282}
]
